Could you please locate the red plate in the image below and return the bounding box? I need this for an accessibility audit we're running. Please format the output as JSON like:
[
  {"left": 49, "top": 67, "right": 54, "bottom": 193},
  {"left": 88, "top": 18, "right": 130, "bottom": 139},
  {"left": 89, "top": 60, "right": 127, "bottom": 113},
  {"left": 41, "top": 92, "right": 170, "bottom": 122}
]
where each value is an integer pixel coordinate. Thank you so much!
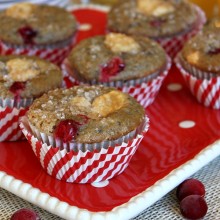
[{"left": 0, "top": 5, "right": 220, "bottom": 220}]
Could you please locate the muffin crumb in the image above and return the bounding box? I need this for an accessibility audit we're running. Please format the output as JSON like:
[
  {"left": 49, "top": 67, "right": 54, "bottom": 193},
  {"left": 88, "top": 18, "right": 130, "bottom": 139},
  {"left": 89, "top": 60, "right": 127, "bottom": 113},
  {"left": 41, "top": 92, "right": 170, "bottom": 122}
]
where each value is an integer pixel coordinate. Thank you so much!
[
  {"left": 104, "top": 33, "right": 140, "bottom": 54},
  {"left": 6, "top": 3, "right": 35, "bottom": 19},
  {"left": 137, "top": 0, "right": 174, "bottom": 17}
]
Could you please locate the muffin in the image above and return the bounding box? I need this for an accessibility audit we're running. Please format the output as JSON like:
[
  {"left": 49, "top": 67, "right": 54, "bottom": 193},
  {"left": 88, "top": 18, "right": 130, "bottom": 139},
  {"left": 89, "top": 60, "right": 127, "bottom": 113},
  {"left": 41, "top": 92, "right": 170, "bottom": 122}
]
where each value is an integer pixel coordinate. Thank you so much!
[
  {"left": 0, "top": 55, "right": 62, "bottom": 141},
  {"left": 107, "top": 0, "right": 206, "bottom": 58},
  {"left": 20, "top": 85, "right": 149, "bottom": 183},
  {"left": 62, "top": 33, "right": 171, "bottom": 108},
  {"left": 0, "top": 3, "right": 78, "bottom": 65},
  {"left": 175, "top": 28, "right": 220, "bottom": 109}
]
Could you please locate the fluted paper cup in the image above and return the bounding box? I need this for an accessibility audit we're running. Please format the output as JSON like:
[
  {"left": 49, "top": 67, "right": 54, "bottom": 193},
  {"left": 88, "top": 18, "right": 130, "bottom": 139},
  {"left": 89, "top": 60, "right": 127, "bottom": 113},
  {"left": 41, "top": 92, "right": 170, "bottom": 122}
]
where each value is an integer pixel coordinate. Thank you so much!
[
  {"left": 0, "top": 34, "right": 76, "bottom": 65},
  {"left": 156, "top": 5, "right": 206, "bottom": 59},
  {"left": 20, "top": 116, "right": 149, "bottom": 183},
  {"left": 175, "top": 55, "right": 220, "bottom": 109},
  {"left": 0, "top": 98, "right": 33, "bottom": 141}
]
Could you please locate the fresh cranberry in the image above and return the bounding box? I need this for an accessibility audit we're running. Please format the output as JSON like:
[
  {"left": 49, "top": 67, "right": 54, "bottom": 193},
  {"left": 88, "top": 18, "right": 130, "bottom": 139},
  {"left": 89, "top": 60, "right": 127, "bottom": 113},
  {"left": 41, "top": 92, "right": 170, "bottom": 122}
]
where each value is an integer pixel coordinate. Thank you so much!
[
  {"left": 54, "top": 115, "right": 89, "bottom": 142},
  {"left": 208, "top": 48, "right": 220, "bottom": 55},
  {"left": 10, "top": 208, "right": 41, "bottom": 220},
  {"left": 9, "top": 82, "right": 26, "bottom": 96},
  {"left": 180, "top": 195, "right": 208, "bottom": 219},
  {"left": 176, "top": 178, "right": 205, "bottom": 201},
  {"left": 149, "top": 19, "right": 166, "bottom": 27},
  {"left": 18, "top": 26, "right": 37, "bottom": 44},
  {"left": 100, "top": 57, "right": 125, "bottom": 82}
]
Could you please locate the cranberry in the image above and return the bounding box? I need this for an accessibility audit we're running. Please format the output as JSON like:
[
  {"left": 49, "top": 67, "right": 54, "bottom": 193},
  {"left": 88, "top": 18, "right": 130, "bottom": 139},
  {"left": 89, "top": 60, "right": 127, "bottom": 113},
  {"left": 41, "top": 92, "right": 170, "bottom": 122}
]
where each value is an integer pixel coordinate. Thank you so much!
[
  {"left": 100, "top": 57, "right": 125, "bottom": 82},
  {"left": 54, "top": 116, "right": 89, "bottom": 142},
  {"left": 18, "top": 26, "right": 37, "bottom": 44},
  {"left": 176, "top": 178, "right": 205, "bottom": 201},
  {"left": 149, "top": 19, "right": 166, "bottom": 27},
  {"left": 9, "top": 82, "right": 26, "bottom": 97},
  {"left": 10, "top": 208, "right": 41, "bottom": 220},
  {"left": 208, "top": 48, "right": 220, "bottom": 55},
  {"left": 180, "top": 195, "right": 208, "bottom": 219}
]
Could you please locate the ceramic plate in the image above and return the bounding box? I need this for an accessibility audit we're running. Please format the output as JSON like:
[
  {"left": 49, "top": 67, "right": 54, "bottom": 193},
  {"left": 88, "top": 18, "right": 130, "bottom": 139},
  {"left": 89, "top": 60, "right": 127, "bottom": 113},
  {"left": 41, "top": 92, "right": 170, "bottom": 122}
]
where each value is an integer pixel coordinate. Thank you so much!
[{"left": 0, "top": 5, "right": 220, "bottom": 220}]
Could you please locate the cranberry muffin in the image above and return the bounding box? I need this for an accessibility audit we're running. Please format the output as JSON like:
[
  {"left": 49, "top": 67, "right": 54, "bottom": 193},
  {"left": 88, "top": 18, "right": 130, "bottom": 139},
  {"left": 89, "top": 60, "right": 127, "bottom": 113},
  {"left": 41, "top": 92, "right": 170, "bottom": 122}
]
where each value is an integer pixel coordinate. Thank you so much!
[
  {"left": 107, "top": 0, "right": 206, "bottom": 58},
  {"left": 20, "top": 85, "right": 149, "bottom": 183},
  {"left": 63, "top": 33, "right": 171, "bottom": 108},
  {"left": 175, "top": 28, "right": 220, "bottom": 109},
  {"left": 0, "top": 3, "right": 78, "bottom": 64},
  {"left": 0, "top": 55, "right": 62, "bottom": 141}
]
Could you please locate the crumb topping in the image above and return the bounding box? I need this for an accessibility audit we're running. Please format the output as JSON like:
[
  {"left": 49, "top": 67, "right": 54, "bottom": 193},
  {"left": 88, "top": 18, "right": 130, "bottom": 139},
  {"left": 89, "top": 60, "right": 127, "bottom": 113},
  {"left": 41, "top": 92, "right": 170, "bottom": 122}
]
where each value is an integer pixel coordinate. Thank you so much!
[
  {"left": 104, "top": 33, "right": 140, "bottom": 53},
  {"left": 6, "top": 58, "right": 41, "bottom": 82},
  {"left": 92, "top": 90, "right": 127, "bottom": 117},
  {"left": 6, "top": 3, "right": 35, "bottom": 19},
  {"left": 137, "top": 0, "right": 174, "bottom": 17},
  {"left": 27, "top": 86, "right": 145, "bottom": 143}
]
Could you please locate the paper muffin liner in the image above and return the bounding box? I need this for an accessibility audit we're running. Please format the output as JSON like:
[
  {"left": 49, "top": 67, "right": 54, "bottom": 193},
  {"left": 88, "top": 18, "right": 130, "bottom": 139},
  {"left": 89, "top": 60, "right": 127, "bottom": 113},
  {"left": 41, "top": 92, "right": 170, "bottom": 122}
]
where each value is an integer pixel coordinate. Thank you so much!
[
  {"left": 156, "top": 5, "right": 206, "bottom": 59},
  {"left": 0, "top": 97, "right": 33, "bottom": 141},
  {"left": 175, "top": 55, "right": 220, "bottom": 109},
  {"left": 176, "top": 54, "right": 218, "bottom": 80},
  {"left": 0, "top": 34, "right": 77, "bottom": 66},
  {"left": 19, "top": 116, "right": 149, "bottom": 183},
  {"left": 62, "top": 56, "right": 171, "bottom": 108}
]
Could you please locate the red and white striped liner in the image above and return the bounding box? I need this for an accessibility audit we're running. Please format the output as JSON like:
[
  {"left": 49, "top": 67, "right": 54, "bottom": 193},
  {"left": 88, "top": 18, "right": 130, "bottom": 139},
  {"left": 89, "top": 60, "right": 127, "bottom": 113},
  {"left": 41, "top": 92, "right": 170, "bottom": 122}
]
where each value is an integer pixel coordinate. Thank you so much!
[
  {"left": 20, "top": 116, "right": 149, "bottom": 183},
  {"left": 61, "top": 57, "right": 171, "bottom": 108},
  {"left": 156, "top": 5, "right": 206, "bottom": 59},
  {"left": 0, "top": 106, "right": 27, "bottom": 141},
  {"left": 175, "top": 57, "right": 220, "bottom": 109},
  {"left": 0, "top": 36, "right": 76, "bottom": 65},
  {"left": 0, "top": 98, "right": 33, "bottom": 142}
]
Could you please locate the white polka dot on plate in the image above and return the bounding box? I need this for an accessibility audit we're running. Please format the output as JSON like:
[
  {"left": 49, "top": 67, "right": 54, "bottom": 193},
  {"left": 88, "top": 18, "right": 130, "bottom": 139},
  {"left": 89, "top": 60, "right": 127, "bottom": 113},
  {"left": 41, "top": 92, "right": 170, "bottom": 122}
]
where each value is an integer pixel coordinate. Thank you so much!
[
  {"left": 179, "top": 120, "right": 196, "bottom": 128},
  {"left": 91, "top": 180, "right": 109, "bottom": 188},
  {"left": 167, "top": 83, "right": 182, "bottom": 92},
  {"left": 79, "top": 23, "right": 92, "bottom": 31}
]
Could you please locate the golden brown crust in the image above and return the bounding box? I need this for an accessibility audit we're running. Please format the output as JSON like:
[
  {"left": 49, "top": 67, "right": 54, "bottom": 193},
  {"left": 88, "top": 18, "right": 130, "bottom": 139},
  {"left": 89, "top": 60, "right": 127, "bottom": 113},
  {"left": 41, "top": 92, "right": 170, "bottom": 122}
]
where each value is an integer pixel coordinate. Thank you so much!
[
  {"left": 67, "top": 34, "right": 166, "bottom": 82},
  {"left": 0, "top": 55, "right": 62, "bottom": 98},
  {"left": 181, "top": 29, "right": 220, "bottom": 73},
  {"left": 108, "top": 0, "right": 197, "bottom": 38},
  {"left": 0, "top": 3, "right": 77, "bottom": 45},
  {"left": 27, "top": 85, "right": 145, "bottom": 143}
]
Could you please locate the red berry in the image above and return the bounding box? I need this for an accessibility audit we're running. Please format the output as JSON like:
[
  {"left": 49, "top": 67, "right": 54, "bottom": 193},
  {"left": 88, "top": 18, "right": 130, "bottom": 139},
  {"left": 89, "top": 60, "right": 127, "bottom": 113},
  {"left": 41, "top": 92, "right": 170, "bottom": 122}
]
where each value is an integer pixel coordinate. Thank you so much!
[
  {"left": 208, "top": 48, "right": 220, "bottom": 55},
  {"left": 100, "top": 57, "right": 125, "bottom": 82},
  {"left": 149, "top": 19, "right": 166, "bottom": 27},
  {"left": 54, "top": 120, "right": 80, "bottom": 142},
  {"left": 9, "top": 82, "right": 26, "bottom": 96},
  {"left": 54, "top": 116, "right": 89, "bottom": 142},
  {"left": 10, "top": 208, "right": 41, "bottom": 220},
  {"left": 180, "top": 195, "right": 208, "bottom": 219},
  {"left": 18, "top": 26, "right": 37, "bottom": 44},
  {"left": 176, "top": 178, "right": 205, "bottom": 201}
]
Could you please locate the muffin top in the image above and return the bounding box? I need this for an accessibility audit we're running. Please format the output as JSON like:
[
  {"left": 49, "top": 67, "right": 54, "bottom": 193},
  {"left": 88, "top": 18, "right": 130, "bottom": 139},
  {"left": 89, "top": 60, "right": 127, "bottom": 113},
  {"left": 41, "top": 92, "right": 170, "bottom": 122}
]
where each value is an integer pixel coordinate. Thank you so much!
[
  {"left": 67, "top": 33, "right": 167, "bottom": 82},
  {"left": 181, "top": 28, "right": 220, "bottom": 73},
  {"left": 27, "top": 85, "right": 145, "bottom": 143},
  {"left": 0, "top": 3, "right": 77, "bottom": 45},
  {"left": 0, "top": 55, "right": 62, "bottom": 99},
  {"left": 108, "top": 0, "right": 197, "bottom": 38}
]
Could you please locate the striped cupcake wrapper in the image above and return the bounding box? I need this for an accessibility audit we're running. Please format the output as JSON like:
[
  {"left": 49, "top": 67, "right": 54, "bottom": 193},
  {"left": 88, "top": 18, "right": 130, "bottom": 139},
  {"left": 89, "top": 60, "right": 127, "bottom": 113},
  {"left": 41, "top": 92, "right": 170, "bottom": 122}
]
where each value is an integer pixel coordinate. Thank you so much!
[
  {"left": 0, "top": 97, "right": 33, "bottom": 142},
  {"left": 175, "top": 56, "right": 220, "bottom": 109},
  {"left": 156, "top": 4, "right": 206, "bottom": 59},
  {"left": 20, "top": 116, "right": 149, "bottom": 183},
  {"left": 0, "top": 34, "right": 76, "bottom": 65}
]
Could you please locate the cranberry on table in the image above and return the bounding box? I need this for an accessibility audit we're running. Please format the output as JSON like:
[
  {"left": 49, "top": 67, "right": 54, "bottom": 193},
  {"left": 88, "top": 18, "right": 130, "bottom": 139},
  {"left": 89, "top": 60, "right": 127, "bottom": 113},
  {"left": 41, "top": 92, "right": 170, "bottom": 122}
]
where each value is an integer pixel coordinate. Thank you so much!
[
  {"left": 176, "top": 178, "right": 205, "bottom": 201},
  {"left": 180, "top": 195, "right": 208, "bottom": 220},
  {"left": 10, "top": 208, "right": 41, "bottom": 220}
]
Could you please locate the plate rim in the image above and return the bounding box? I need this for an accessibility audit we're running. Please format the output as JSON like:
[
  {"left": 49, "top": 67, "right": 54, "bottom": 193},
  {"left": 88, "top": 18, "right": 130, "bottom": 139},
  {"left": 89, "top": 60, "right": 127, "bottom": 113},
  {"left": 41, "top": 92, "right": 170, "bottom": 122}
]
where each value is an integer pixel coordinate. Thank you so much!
[{"left": 0, "top": 139, "right": 220, "bottom": 220}]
